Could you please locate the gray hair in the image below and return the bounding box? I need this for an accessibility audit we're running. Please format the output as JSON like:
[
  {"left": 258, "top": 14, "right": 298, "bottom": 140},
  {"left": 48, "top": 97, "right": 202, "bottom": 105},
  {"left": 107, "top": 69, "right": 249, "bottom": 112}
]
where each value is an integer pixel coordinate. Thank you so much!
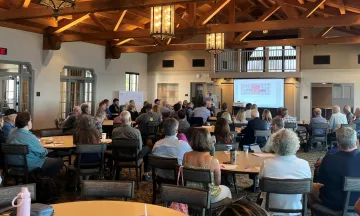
[
  {"left": 333, "top": 105, "right": 340, "bottom": 113},
  {"left": 272, "top": 117, "right": 284, "bottom": 129},
  {"left": 336, "top": 127, "right": 357, "bottom": 150},
  {"left": 250, "top": 109, "right": 258, "bottom": 119},
  {"left": 164, "top": 118, "right": 179, "bottom": 136},
  {"left": 314, "top": 108, "right": 322, "bottom": 116},
  {"left": 272, "top": 130, "right": 300, "bottom": 156},
  {"left": 73, "top": 106, "right": 81, "bottom": 113},
  {"left": 119, "top": 111, "right": 131, "bottom": 124}
]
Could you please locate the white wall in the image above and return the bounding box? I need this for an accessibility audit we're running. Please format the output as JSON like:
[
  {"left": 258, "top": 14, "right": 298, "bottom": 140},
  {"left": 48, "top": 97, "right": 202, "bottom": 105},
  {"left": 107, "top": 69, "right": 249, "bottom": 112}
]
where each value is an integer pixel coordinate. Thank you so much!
[{"left": 0, "top": 27, "right": 147, "bottom": 130}]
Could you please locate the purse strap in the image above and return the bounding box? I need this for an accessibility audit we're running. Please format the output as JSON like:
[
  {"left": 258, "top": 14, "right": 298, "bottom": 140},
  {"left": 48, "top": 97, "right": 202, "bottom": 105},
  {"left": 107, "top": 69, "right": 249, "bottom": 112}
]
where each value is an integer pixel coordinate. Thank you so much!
[{"left": 177, "top": 165, "right": 184, "bottom": 186}]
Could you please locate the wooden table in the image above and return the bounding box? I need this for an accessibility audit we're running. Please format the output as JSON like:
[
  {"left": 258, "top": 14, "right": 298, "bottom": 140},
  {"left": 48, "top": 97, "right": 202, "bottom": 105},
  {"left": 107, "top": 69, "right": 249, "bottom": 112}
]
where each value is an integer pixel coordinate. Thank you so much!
[
  {"left": 51, "top": 201, "right": 187, "bottom": 216},
  {"left": 208, "top": 116, "right": 217, "bottom": 121},
  {"left": 40, "top": 136, "right": 112, "bottom": 149},
  {"left": 215, "top": 151, "right": 274, "bottom": 174},
  {"left": 297, "top": 121, "right": 310, "bottom": 126},
  {"left": 102, "top": 120, "right": 136, "bottom": 126},
  {"left": 195, "top": 125, "right": 215, "bottom": 133}
]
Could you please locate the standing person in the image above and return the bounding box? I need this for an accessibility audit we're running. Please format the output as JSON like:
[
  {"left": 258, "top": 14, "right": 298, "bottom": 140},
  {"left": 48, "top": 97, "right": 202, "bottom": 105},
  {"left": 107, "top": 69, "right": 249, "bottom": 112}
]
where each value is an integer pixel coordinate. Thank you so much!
[
  {"left": 245, "top": 103, "right": 252, "bottom": 119},
  {"left": 327, "top": 105, "right": 348, "bottom": 146},
  {"left": 140, "top": 101, "right": 149, "bottom": 114},
  {"left": 135, "top": 103, "right": 161, "bottom": 136},
  {"left": 94, "top": 101, "right": 107, "bottom": 133},
  {"left": 127, "top": 100, "right": 139, "bottom": 121},
  {"left": 73, "top": 115, "right": 101, "bottom": 163},
  {"left": 109, "top": 98, "right": 120, "bottom": 115},
  {"left": 262, "top": 109, "right": 272, "bottom": 129},
  {"left": 192, "top": 102, "right": 211, "bottom": 124},
  {"left": 154, "top": 99, "right": 161, "bottom": 106},
  {"left": 183, "top": 128, "right": 232, "bottom": 203},
  {"left": 103, "top": 99, "right": 111, "bottom": 119},
  {"left": 234, "top": 109, "right": 248, "bottom": 124},
  {"left": 61, "top": 106, "right": 81, "bottom": 135},
  {"left": 6, "top": 112, "right": 63, "bottom": 177},
  {"left": 343, "top": 105, "right": 353, "bottom": 123},
  {"left": 2, "top": 109, "right": 17, "bottom": 139}
]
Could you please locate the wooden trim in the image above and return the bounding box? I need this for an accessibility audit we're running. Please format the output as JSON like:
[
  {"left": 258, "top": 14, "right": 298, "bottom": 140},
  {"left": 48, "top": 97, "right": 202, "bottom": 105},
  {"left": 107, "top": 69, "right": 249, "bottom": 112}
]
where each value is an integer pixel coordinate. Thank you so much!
[
  {"left": 195, "top": 0, "right": 231, "bottom": 25},
  {"left": 316, "top": 27, "right": 333, "bottom": 38},
  {"left": 89, "top": 13, "right": 108, "bottom": 32},
  {"left": 113, "top": 10, "right": 127, "bottom": 31},
  {"left": 53, "top": 14, "right": 90, "bottom": 34}
]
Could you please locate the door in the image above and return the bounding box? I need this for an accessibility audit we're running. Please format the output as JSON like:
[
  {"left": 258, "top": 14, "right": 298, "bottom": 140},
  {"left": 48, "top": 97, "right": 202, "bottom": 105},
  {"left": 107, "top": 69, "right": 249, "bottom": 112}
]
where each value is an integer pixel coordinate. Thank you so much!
[
  {"left": 221, "top": 84, "right": 234, "bottom": 114},
  {"left": 332, "top": 83, "right": 354, "bottom": 112}
]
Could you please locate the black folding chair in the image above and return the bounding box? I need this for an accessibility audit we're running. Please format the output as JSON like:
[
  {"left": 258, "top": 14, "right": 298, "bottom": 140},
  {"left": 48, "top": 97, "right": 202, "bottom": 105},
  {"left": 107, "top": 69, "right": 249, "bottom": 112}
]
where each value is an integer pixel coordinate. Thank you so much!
[{"left": 1, "top": 144, "right": 29, "bottom": 185}]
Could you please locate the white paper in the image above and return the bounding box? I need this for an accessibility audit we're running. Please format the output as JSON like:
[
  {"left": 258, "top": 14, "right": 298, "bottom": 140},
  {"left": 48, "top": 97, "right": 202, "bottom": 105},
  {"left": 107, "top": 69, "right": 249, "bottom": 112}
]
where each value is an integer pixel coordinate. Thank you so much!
[
  {"left": 250, "top": 145, "right": 262, "bottom": 153},
  {"left": 43, "top": 144, "right": 64, "bottom": 147},
  {"left": 220, "top": 164, "right": 238, "bottom": 170},
  {"left": 252, "top": 153, "right": 276, "bottom": 158}
]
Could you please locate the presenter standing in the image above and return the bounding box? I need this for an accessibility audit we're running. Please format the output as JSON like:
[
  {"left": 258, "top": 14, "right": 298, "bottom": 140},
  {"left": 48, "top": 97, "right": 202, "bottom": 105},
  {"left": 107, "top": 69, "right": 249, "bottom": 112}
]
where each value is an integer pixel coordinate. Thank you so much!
[{"left": 204, "top": 89, "right": 217, "bottom": 115}]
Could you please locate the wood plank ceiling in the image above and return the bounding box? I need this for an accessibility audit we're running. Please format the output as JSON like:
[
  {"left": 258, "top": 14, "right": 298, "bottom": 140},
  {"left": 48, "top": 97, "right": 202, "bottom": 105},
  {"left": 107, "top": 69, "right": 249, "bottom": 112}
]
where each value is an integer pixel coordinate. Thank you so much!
[{"left": 1, "top": 0, "right": 360, "bottom": 58}]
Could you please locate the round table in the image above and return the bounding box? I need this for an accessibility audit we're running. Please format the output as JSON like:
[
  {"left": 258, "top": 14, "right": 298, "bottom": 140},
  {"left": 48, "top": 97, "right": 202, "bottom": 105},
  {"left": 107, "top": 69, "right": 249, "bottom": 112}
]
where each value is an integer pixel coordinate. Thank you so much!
[
  {"left": 51, "top": 201, "right": 187, "bottom": 216},
  {"left": 41, "top": 136, "right": 112, "bottom": 149}
]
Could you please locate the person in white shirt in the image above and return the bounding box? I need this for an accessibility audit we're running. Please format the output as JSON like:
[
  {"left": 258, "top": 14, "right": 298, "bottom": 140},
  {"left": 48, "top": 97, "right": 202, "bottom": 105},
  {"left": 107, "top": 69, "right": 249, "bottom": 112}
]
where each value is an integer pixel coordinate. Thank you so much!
[
  {"left": 152, "top": 118, "right": 192, "bottom": 179},
  {"left": 259, "top": 130, "right": 311, "bottom": 215},
  {"left": 327, "top": 105, "right": 348, "bottom": 147},
  {"left": 263, "top": 117, "right": 284, "bottom": 153}
]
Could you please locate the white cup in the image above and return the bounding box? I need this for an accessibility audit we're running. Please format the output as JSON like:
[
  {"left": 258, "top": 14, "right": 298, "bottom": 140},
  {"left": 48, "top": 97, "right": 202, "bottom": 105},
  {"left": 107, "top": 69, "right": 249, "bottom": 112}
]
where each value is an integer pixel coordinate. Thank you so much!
[{"left": 101, "top": 133, "right": 107, "bottom": 140}]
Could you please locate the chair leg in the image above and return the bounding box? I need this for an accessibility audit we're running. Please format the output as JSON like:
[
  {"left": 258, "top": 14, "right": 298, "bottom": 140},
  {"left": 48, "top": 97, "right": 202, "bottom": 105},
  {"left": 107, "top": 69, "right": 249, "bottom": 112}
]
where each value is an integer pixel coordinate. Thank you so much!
[{"left": 232, "top": 173, "right": 238, "bottom": 194}]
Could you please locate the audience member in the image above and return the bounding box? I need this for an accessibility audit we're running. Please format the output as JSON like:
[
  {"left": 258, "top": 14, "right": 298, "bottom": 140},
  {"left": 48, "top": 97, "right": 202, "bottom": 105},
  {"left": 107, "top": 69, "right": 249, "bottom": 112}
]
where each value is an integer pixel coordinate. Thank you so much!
[
  {"left": 241, "top": 109, "right": 269, "bottom": 148},
  {"left": 178, "top": 101, "right": 183, "bottom": 107},
  {"left": 94, "top": 101, "right": 107, "bottom": 133},
  {"left": 103, "top": 99, "right": 111, "bottom": 119},
  {"left": 112, "top": 111, "right": 151, "bottom": 180},
  {"left": 206, "top": 101, "right": 215, "bottom": 117},
  {"left": 311, "top": 127, "right": 360, "bottom": 212},
  {"left": 135, "top": 103, "right": 161, "bottom": 136},
  {"left": 281, "top": 108, "right": 296, "bottom": 123},
  {"left": 182, "top": 100, "right": 188, "bottom": 109},
  {"left": 245, "top": 103, "right": 252, "bottom": 119},
  {"left": 263, "top": 117, "right": 284, "bottom": 153},
  {"left": 160, "top": 100, "right": 171, "bottom": 114},
  {"left": 217, "top": 103, "right": 232, "bottom": 124},
  {"left": 3, "top": 109, "right": 17, "bottom": 139},
  {"left": 351, "top": 108, "right": 360, "bottom": 133},
  {"left": 109, "top": 98, "right": 120, "bottom": 114},
  {"left": 113, "top": 105, "right": 129, "bottom": 124},
  {"left": 80, "top": 103, "right": 90, "bottom": 115},
  {"left": 169, "top": 103, "right": 181, "bottom": 119},
  {"left": 73, "top": 115, "right": 101, "bottom": 163},
  {"left": 185, "top": 102, "right": 194, "bottom": 120},
  {"left": 234, "top": 109, "right": 248, "bottom": 124},
  {"left": 327, "top": 105, "right": 347, "bottom": 145},
  {"left": 192, "top": 101, "right": 211, "bottom": 124},
  {"left": 140, "top": 101, "right": 149, "bottom": 114},
  {"left": 0, "top": 115, "right": 6, "bottom": 166},
  {"left": 205, "top": 89, "right": 217, "bottom": 115},
  {"left": 214, "top": 118, "right": 234, "bottom": 144},
  {"left": 152, "top": 118, "right": 192, "bottom": 179},
  {"left": 343, "top": 105, "right": 353, "bottom": 123},
  {"left": 154, "top": 99, "right": 161, "bottom": 106},
  {"left": 261, "top": 109, "right": 272, "bottom": 129},
  {"left": 6, "top": 112, "right": 63, "bottom": 177},
  {"left": 177, "top": 110, "right": 190, "bottom": 134},
  {"left": 309, "top": 108, "right": 328, "bottom": 135},
  {"left": 152, "top": 104, "right": 163, "bottom": 121},
  {"left": 355, "top": 199, "right": 360, "bottom": 215},
  {"left": 217, "top": 103, "right": 228, "bottom": 119},
  {"left": 183, "top": 128, "right": 232, "bottom": 203},
  {"left": 127, "top": 100, "right": 139, "bottom": 121},
  {"left": 61, "top": 106, "right": 81, "bottom": 135},
  {"left": 218, "top": 200, "right": 268, "bottom": 216},
  {"left": 259, "top": 130, "right": 311, "bottom": 214}
]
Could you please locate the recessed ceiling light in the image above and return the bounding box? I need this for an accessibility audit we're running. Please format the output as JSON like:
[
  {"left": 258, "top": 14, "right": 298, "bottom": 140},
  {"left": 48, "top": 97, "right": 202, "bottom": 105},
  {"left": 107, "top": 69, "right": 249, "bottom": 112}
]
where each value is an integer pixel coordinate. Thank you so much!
[{"left": 322, "top": 83, "right": 326, "bottom": 84}]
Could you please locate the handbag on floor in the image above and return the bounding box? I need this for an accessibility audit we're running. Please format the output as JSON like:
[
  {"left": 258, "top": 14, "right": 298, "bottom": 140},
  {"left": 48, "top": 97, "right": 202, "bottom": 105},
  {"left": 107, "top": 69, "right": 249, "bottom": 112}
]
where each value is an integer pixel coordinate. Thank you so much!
[{"left": 169, "top": 166, "right": 189, "bottom": 214}]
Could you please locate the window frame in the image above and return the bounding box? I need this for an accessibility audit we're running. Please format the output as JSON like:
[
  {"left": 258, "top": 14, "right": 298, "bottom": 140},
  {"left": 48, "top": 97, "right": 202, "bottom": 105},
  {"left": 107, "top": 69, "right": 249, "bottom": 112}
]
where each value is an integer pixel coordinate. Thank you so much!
[{"left": 125, "top": 72, "right": 139, "bottom": 92}]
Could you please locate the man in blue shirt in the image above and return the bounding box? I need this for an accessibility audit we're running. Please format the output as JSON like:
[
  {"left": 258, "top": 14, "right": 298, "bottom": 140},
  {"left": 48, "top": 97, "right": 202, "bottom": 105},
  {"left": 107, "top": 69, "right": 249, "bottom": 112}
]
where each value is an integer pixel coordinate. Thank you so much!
[
  {"left": 3, "top": 109, "right": 17, "bottom": 140},
  {"left": 310, "top": 108, "right": 328, "bottom": 135},
  {"left": 311, "top": 127, "right": 360, "bottom": 211},
  {"left": 191, "top": 102, "right": 210, "bottom": 124}
]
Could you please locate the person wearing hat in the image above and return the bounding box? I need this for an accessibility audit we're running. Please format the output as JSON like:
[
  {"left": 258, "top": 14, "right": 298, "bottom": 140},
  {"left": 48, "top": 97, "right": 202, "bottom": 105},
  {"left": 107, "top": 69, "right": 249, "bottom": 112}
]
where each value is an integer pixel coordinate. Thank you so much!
[
  {"left": 154, "top": 99, "right": 161, "bottom": 106},
  {"left": 3, "top": 109, "right": 17, "bottom": 139}
]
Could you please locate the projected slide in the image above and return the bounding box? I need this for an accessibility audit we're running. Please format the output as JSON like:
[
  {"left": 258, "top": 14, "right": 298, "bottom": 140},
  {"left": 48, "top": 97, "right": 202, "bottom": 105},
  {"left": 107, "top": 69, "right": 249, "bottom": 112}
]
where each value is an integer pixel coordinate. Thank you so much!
[{"left": 234, "top": 79, "right": 284, "bottom": 108}]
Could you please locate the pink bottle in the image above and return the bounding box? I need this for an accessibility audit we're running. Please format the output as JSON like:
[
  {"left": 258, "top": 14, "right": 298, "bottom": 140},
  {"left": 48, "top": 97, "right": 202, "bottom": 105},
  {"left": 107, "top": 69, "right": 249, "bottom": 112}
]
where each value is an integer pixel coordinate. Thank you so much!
[{"left": 12, "top": 187, "right": 31, "bottom": 216}]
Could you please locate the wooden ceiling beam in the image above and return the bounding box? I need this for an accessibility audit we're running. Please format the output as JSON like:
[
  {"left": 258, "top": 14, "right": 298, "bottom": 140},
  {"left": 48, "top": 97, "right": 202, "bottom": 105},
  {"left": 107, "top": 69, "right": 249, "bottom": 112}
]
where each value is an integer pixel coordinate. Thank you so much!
[
  {"left": 0, "top": 0, "right": 214, "bottom": 21},
  {"left": 298, "top": 0, "right": 304, "bottom": 4},
  {"left": 95, "top": 12, "right": 145, "bottom": 29},
  {"left": 302, "top": 0, "right": 327, "bottom": 18},
  {"left": 306, "top": 0, "right": 360, "bottom": 14},
  {"left": 0, "top": 20, "right": 43, "bottom": 34},
  {"left": 52, "top": 14, "right": 90, "bottom": 34},
  {"left": 234, "top": 5, "right": 281, "bottom": 41},
  {"left": 113, "top": 10, "right": 127, "bottom": 31},
  {"left": 336, "top": 0, "right": 346, "bottom": 14},
  {"left": 174, "top": 12, "right": 189, "bottom": 28},
  {"left": 195, "top": 0, "right": 231, "bottom": 25},
  {"left": 284, "top": 0, "right": 343, "bottom": 17},
  {"left": 31, "top": 18, "right": 58, "bottom": 27},
  {"left": 127, "top": 9, "right": 150, "bottom": 19},
  {"left": 10, "top": 0, "right": 31, "bottom": 8},
  {"left": 117, "top": 43, "right": 206, "bottom": 53},
  {"left": 316, "top": 26, "right": 333, "bottom": 37},
  {"left": 89, "top": 13, "right": 108, "bottom": 32},
  {"left": 228, "top": 0, "right": 235, "bottom": 41},
  {"left": 187, "top": 3, "right": 197, "bottom": 26}
]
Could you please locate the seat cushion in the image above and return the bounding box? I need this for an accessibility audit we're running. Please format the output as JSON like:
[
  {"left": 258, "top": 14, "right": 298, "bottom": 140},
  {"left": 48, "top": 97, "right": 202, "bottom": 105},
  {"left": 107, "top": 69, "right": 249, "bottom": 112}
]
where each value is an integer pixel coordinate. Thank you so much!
[{"left": 311, "top": 204, "right": 342, "bottom": 216}]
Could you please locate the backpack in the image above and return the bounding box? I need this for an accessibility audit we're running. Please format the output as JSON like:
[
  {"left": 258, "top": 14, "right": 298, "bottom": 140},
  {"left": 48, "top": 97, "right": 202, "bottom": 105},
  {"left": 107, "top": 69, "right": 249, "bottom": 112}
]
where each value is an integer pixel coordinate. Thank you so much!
[{"left": 29, "top": 169, "right": 59, "bottom": 204}]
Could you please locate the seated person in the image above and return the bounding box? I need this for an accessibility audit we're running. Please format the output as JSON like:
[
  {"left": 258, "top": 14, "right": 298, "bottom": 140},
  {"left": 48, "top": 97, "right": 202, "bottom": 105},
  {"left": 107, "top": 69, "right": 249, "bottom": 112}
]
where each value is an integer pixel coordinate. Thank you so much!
[
  {"left": 219, "top": 200, "right": 268, "bottom": 216},
  {"left": 73, "top": 114, "right": 101, "bottom": 163},
  {"left": 214, "top": 118, "right": 234, "bottom": 144},
  {"left": 343, "top": 105, "right": 353, "bottom": 123},
  {"left": 109, "top": 98, "right": 120, "bottom": 116},
  {"left": 311, "top": 127, "right": 360, "bottom": 212},
  {"left": 135, "top": 103, "right": 161, "bottom": 136},
  {"left": 234, "top": 109, "right": 247, "bottom": 124},
  {"left": 309, "top": 108, "right": 328, "bottom": 135},
  {"left": 281, "top": 108, "right": 297, "bottom": 124},
  {"left": 327, "top": 105, "right": 347, "bottom": 146},
  {"left": 103, "top": 99, "right": 111, "bottom": 119},
  {"left": 112, "top": 111, "right": 151, "bottom": 180},
  {"left": 241, "top": 109, "right": 269, "bottom": 148},
  {"left": 140, "top": 101, "right": 149, "bottom": 114},
  {"left": 3, "top": 109, "right": 17, "bottom": 139},
  {"left": 61, "top": 106, "right": 81, "bottom": 135},
  {"left": 183, "top": 128, "right": 232, "bottom": 203},
  {"left": 169, "top": 103, "right": 182, "bottom": 119},
  {"left": 152, "top": 118, "right": 192, "bottom": 179},
  {"left": 6, "top": 112, "right": 63, "bottom": 177},
  {"left": 351, "top": 108, "right": 360, "bottom": 133},
  {"left": 127, "top": 100, "right": 139, "bottom": 121},
  {"left": 192, "top": 101, "right": 211, "bottom": 124},
  {"left": 152, "top": 104, "right": 163, "bottom": 122},
  {"left": 261, "top": 109, "right": 272, "bottom": 130},
  {"left": 94, "top": 101, "right": 107, "bottom": 133},
  {"left": 206, "top": 101, "right": 215, "bottom": 117},
  {"left": 0, "top": 115, "right": 7, "bottom": 166},
  {"left": 177, "top": 109, "right": 190, "bottom": 134},
  {"left": 262, "top": 117, "right": 284, "bottom": 153},
  {"left": 245, "top": 103, "right": 252, "bottom": 119},
  {"left": 185, "top": 102, "right": 194, "bottom": 121},
  {"left": 217, "top": 102, "right": 228, "bottom": 119},
  {"left": 160, "top": 100, "right": 171, "bottom": 115},
  {"left": 259, "top": 130, "right": 311, "bottom": 214}
]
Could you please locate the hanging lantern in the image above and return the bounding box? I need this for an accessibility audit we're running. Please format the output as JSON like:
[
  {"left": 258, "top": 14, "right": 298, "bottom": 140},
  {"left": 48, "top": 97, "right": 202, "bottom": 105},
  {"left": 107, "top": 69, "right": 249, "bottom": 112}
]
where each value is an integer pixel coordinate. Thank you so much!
[
  {"left": 38, "top": 0, "right": 75, "bottom": 21},
  {"left": 150, "top": 5, "right": 175, "bottom": 40},
  {"left": 206, "top": 32, "right": 224, "bottom": 54}
]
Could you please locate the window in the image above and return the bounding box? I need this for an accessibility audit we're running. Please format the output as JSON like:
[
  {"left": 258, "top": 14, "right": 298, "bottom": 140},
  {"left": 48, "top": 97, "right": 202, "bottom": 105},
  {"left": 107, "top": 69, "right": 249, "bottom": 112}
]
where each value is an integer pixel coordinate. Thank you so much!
[
  {"left": 313, "top": 55, "right": 330, "bottom": 64},
  {"left": 60, "top": 67, "right": 95, "bottom": 119},
  {"left": 192, "top": 59, "right": 205, "bottom": 67},
  {"left": 0, "top": 61, "right": 32, "bottom": 113},
  {"left": 247, "top": 46, "right": 296, "bottom": 72},
  {"left": 126, "top": 72, "right": 139, "bottom": 92},
  {"left": 162, "top": 60, "right": 174, "bottom": 68}
]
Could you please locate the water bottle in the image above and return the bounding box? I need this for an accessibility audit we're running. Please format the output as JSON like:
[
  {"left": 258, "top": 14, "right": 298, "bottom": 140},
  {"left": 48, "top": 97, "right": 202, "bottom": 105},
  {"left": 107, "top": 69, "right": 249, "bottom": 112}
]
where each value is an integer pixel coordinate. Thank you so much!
[
  {"left": 12, "top": 187, "right": 31, "bottom": 216},
  {"left": 230, "top": 149, "right": 237, "bottom": 165}
]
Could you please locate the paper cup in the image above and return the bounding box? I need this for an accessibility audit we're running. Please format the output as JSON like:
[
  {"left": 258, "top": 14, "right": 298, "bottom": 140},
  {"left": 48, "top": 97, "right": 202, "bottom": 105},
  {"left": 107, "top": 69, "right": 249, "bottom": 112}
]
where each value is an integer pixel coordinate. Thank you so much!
[{"left": 101, "top": 133, "right": 107, "bottom": 140}]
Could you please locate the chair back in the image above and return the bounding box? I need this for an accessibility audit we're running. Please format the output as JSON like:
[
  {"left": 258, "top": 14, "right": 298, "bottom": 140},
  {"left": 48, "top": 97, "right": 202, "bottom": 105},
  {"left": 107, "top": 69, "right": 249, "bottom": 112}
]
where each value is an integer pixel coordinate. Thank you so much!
[
  {"left": 75, "top": 144, "right": 105, "bottom": 175},
  {"left": 341, "top": 124, "right": 356, "bottom": 130},
  {"left": 161, "top": 184, "right": 210, "bottom": 216},
  {"left": 81, "top": 180, "right": 134, "bottom": 200},
  {"left": 148, "top": 154, "right": 178, "bottom": 180},
  {"left": 233, "top": 123, "right": 247, "bottom": 128},
  {"left": 111, "top": 139, "right": 140, "bottom": 161},
  {"left": 260, "top": 177, "right": 312, "bottom": 215},
  {"left": 1, "top": 144, "right": 29, "bottom": 176},
  {"left": 310, "top": 123, "right": 328, "bottom": 138},
  {"left": 254, "top": 130, "right": 271, "bottom": 143},
  {"left": 190, "top": 117, "right": 204, "bottom": 127},
  {"left": 342, "top": 177, "right": 360, "bottom": 215},
  {"left": 148, "top": 121, "right": 160, "bottom": 135},
  {"left": 182, "top": 167, "right": 212, "bottom": 190},
  {"left": 0, "top": 184, "right": 36, "bottom": 209},
  {"left": 40, "top": 129, "right": 63, "bottom": 137},
  {"left": 284, "top": 122, "right": 297, "bottom": 131}
]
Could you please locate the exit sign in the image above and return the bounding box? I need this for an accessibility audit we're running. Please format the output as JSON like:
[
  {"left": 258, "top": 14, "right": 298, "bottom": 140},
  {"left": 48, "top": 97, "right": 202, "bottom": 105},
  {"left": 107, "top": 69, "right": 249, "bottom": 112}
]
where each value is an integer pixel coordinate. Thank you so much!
[{"left": 0, "top": 48, "right": 7, "bottom": 55}]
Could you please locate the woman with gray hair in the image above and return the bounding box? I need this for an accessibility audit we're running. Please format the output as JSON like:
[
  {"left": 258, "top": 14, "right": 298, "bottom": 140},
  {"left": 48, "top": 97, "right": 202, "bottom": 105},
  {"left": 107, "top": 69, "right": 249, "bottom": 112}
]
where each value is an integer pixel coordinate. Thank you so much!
[{"left": 259, "top": 130, "right": 311, "bottom": 215}]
